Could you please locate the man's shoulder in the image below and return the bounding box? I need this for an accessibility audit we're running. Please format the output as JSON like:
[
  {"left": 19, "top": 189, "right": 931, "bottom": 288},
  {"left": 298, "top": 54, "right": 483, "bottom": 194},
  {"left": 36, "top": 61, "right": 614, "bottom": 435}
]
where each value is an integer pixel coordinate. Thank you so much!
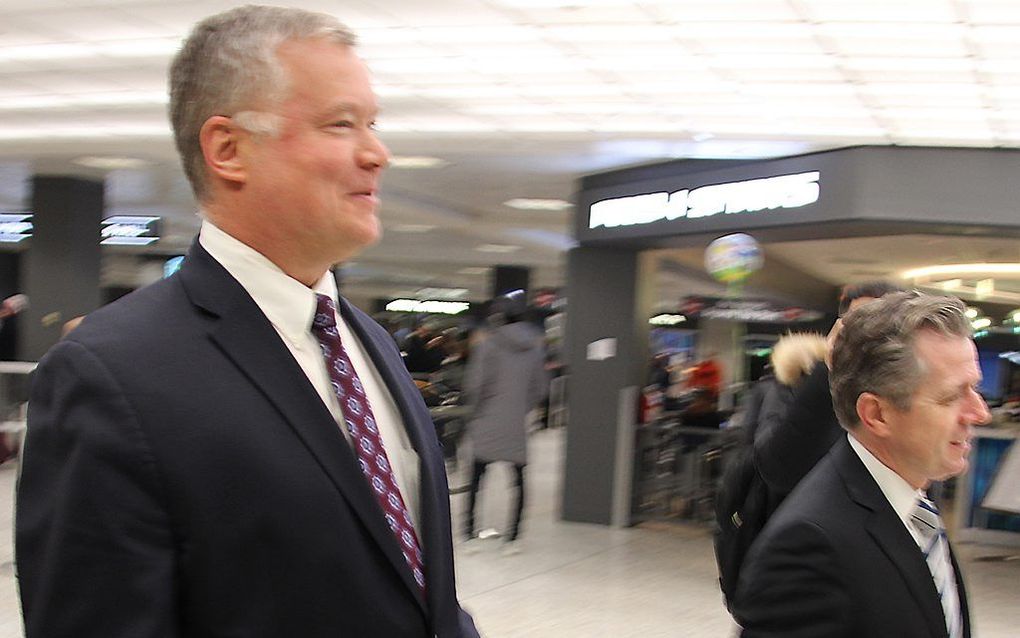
[
  {"left": 66, "top": 277, "right": 192, "bottom": 352},
  {"left": 761, "top": 447, "right": 854, "bottom": 532}
]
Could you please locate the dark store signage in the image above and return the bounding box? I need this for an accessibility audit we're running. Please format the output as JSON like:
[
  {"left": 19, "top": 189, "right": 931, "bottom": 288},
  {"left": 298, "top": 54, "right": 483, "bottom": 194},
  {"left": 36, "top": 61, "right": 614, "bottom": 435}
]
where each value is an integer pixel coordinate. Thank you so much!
[
  {"left": 679, "top": 296, "right": 823, "bottom": 323},
  {"left": 0, "top": 212, "right": 33, "bottom": 243},
  {"left": 588, "top": 170, "right": 820, "bottom": 229},
  {"left": 101, "top": 215, "right": 160, "bottom": 246}
]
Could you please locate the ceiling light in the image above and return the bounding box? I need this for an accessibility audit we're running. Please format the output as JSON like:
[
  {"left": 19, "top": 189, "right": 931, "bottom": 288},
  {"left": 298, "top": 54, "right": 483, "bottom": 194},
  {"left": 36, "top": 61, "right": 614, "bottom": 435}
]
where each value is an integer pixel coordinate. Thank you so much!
[
  {"left": 388, "top": 156, "right": 448, "bottom": 169},
  {"left": 475, "top": 244, "right": 521, "bottom": 253},
  {"left": 385, "top": 299, "right": 469, "bottom": 315},
  {"left": 972, "top": 317, "right": 992, "bottom": 330},
  {"left": 390, "top": 224, "right": 436, "bottom": 233},
  {"left": 0, "top": 124, "right": 170, "bottom": 140},
  {"left": 938, "top": 279, "right": 962, "bottom": 290},
  {"left": 415, "top": 287, "right": 469, "bottom": 300},
  {"left": 504, "top": 198, "right": 572, "bottom": 211},
  {"left": 74, "top": 156, "right": 153, "bottom": 170},
  {"left": 975, "top": 278, "right": 995, "bottom": 298},
  {"left": 903, "top": 263, "right": 1020, "bottom": 279},
  {"left": 0, "top": 92, "right": 167, "bottom": 111},
  {"left": 457, "top": 267, "right": 488, "bottom": 276},
  {"left": 650, "top": 313, "right": 687, "bottom": 326}
]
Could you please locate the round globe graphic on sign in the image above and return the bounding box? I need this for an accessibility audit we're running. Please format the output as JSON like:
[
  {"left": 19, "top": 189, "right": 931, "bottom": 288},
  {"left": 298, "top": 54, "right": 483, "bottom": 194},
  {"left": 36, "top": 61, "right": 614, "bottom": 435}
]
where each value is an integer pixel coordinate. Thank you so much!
[{"left": 705, "top": 233, "right": 763, "bottom": 285}]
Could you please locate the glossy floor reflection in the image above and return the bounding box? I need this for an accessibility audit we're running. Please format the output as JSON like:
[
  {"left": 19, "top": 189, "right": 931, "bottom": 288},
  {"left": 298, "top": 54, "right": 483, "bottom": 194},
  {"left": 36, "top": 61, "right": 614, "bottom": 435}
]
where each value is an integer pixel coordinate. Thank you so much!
[{"left": 2, "top": 427, "right": 1019, "bottom": 637}]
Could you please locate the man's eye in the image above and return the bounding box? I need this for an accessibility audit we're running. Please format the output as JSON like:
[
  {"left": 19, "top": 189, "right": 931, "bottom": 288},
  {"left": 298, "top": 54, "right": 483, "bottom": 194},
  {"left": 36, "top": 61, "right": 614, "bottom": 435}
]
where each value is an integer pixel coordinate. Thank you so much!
[{"left": 331, "top": 120, "right": 354, "bottom": 129}]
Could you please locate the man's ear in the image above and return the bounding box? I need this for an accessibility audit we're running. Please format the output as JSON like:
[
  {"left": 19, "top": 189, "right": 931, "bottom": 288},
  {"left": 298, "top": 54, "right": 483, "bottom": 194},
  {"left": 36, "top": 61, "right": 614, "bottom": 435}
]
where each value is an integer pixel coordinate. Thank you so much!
[
  {"left": 199, "top": 115, "right": 248, "bottom": 187},
  {"left": 856, "top": 392, "right": 893, "bottom": 438}
]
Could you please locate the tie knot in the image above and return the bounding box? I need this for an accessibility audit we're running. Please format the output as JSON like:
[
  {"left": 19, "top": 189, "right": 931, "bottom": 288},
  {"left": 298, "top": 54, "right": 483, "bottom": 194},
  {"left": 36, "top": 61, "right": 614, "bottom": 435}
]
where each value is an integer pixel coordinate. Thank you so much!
[{"left": 313, "top": 294, "right": 337, "bottom": 331}]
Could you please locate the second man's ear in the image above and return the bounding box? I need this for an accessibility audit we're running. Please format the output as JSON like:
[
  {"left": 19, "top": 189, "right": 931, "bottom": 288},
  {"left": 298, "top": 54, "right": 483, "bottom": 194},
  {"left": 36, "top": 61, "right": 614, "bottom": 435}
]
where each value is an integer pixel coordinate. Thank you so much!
[
  {"left": 199, "top": 115, "right": 249, "bottom": 188},
  {"left": 855, "top": 392, "right": 893, "bottom": 437}
]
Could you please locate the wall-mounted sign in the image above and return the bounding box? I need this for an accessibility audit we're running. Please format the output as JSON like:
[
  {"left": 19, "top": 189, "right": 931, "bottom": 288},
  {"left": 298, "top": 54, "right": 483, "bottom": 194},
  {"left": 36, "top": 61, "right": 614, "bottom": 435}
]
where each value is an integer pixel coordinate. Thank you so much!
[
  {"left": 680, "top": 296, "right": 823, "bottom": 324},
  {"left": 101, "top": 215, "right": 160, "bottom": 246},
  {"left": 0, "top": 212, "right": 33, "bottom": 243},
  {"left": 385, "top": 299, "right": 470, "bottom": 315},
  {"left": 588, "top": 171, "right": 820, "bottom": 229}
]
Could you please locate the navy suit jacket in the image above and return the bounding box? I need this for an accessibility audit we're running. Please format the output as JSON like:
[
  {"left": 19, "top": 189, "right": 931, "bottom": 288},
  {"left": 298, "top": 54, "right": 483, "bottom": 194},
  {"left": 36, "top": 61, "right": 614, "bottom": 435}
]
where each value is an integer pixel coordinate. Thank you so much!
[
  {"left": 735, "top": 437, "right": 970, "bottom": 638},
  {"left": 17, "top": 241, "right": 479, "bottom": 638}
]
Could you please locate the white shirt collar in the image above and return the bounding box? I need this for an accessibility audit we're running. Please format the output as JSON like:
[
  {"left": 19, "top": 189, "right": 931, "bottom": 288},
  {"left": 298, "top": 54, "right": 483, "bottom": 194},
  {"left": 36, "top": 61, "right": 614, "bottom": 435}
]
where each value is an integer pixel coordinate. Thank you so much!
[
  {"left": 847, "top": 432, "right": 924, "bottom": 530},
  {"left": 198, "top": 220, "right": 339, "bottom": 343}
]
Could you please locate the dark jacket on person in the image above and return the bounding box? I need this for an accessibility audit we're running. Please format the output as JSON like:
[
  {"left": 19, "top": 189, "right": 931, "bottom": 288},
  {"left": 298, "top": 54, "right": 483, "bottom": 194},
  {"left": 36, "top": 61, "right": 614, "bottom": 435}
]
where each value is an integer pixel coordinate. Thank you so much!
[
  {"left": 16, "top": 241, "right": 479, "bottom": 638},
  {"left": 735, "top": 437, "right": 970, "bottom": 638}
]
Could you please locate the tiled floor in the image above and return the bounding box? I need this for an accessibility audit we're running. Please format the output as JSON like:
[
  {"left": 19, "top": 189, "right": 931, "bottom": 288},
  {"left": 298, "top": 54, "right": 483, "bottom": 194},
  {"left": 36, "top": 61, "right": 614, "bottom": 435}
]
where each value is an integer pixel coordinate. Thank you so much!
[{"left": 3, "top": 428, "right": 1019, "bottom": 637}]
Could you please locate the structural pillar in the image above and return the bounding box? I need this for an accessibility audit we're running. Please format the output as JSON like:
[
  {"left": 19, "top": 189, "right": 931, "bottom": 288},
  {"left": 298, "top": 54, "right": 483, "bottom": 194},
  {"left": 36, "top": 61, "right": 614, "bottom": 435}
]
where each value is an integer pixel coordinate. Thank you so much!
[
  {"left": 561, "top": 247, "right": 655, "bottom": 526},
  {"left": 490, "top": 265, "right": 530, "bottom": 299},
  {"left": 20, "top": 176, "right": 103, "bottom": 360}
]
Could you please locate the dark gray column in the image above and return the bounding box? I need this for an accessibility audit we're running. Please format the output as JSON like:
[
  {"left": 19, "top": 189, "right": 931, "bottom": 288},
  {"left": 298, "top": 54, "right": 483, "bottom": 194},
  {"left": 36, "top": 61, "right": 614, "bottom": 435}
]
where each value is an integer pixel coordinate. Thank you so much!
[
  {"left": 490, "top": 265, "right": 529, "bottom": 298},
  {"left": 0, "top": 252, "right": 21, "bottom": 359},
  {"left": 21, "top": 176, "right": 103, "bottom": 360},
  {"left": 562, "top": 247, "right": 654, "bottom": 525}
]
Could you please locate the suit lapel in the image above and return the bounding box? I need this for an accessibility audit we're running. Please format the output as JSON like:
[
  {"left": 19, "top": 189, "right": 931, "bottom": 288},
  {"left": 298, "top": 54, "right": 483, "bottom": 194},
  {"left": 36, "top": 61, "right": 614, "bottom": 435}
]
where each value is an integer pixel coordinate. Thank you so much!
[
  {"left": 836, "top": 440, "right": 949, "bottom": 638},
  {"left": 178, "top": 242, "right": 427, "bottom": 611}
]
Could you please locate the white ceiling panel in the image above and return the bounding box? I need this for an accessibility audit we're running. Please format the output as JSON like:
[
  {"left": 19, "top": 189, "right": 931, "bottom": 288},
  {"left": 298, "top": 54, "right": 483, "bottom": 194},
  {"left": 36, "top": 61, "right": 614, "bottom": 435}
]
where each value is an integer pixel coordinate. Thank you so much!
[
  {"left": 643, "top": 1, "right": 803, "bottom": 23},
  {"left": 800, "top": 0, "right": 958, "bottom": 23}
]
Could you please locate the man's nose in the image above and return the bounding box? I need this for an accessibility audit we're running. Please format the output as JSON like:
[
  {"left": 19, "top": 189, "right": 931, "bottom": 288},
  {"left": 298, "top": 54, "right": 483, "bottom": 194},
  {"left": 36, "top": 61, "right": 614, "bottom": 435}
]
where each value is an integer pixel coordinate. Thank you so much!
[{"left": 966, "top": 390, "right": 991, "bottom": 425}]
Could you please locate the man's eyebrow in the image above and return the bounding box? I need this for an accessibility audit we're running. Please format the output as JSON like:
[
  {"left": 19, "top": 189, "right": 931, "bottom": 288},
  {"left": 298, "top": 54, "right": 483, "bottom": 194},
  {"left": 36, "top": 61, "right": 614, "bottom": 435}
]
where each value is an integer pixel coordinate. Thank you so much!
[{"left": 321, "top": 102, "right": 379, "bottom": 118}]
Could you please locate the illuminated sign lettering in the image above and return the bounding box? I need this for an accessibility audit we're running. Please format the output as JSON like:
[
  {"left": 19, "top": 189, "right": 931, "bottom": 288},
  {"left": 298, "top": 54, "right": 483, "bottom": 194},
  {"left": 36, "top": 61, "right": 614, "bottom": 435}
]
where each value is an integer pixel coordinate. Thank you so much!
[
  {"left": 0, "top": 213, "right": 32, "bottom": 243},
  {"left": 588, "top": 171, "right": 820, "bottom": 229},
  {"left": 386, "top": 299, "right": 470, "bottom": 315},
  {"left": 101, "top": 215, "right": 160, "bottom": 246}
]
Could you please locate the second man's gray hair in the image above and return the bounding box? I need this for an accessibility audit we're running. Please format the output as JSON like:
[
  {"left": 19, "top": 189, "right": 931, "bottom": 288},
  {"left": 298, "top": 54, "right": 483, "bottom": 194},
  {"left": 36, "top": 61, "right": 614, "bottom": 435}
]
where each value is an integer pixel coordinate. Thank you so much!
[{"left": 829, "top": 291, "right": 971, "bottom": 429}]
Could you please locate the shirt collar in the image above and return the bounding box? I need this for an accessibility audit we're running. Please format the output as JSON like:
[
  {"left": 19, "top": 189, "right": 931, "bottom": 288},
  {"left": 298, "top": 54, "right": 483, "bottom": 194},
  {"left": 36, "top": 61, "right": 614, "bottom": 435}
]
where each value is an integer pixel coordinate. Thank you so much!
[
  {"left": 847, "top": 432, "right": 923, "bottom": 529},
  {"left": 198, "top": 220, "right": 339, "bottom": 344}
]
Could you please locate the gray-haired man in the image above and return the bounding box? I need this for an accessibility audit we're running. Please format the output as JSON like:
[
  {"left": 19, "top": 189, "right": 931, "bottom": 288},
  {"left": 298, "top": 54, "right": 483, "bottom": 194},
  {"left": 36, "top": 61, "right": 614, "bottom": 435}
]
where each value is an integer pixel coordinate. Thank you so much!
[
  {"left": 735, "top": 292, "right": 989, "bottom": 638},
  {"left": 17, "top": 6, "right": 479, "bottom": 637}
]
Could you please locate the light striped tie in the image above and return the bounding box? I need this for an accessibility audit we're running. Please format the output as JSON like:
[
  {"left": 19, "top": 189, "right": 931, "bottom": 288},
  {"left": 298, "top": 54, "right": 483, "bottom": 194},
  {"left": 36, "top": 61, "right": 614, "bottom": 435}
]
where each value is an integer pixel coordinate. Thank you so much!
[{"left": 911, "top": 496, "right": 962, "bottom": 638}]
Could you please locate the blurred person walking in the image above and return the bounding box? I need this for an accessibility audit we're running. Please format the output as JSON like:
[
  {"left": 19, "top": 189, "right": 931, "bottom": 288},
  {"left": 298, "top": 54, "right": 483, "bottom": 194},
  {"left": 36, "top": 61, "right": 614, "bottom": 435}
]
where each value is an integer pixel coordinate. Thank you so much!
[
  {"left": 463, "top": 292, "right": 548, "bottom": 554},
  {"left": 16, "top": 6, "right": 478, "bottom": 637}
]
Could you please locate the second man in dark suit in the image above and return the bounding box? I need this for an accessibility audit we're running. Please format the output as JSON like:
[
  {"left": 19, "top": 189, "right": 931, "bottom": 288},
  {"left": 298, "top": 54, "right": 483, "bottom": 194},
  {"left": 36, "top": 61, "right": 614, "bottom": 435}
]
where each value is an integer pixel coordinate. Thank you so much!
[{"left": 735, "top": 291, "right": 989, "bottom": 637}]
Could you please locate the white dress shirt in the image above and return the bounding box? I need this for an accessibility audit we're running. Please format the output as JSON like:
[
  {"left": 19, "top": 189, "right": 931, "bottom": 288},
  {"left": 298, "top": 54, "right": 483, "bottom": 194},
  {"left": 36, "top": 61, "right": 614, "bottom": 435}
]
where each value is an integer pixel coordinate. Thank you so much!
[{"left": 199, "top": 221, "right": 421, "bottom": 535}]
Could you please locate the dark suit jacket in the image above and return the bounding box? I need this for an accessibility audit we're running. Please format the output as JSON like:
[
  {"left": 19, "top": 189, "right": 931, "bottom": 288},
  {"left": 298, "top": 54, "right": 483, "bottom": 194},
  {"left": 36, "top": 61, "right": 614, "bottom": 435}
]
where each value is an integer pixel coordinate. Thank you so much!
[
  {"left": 734, "top": 437, "right": 970, "bottom": 638},
  {"left": 16, "top": 241, "right": 479, "bottom": 638}
]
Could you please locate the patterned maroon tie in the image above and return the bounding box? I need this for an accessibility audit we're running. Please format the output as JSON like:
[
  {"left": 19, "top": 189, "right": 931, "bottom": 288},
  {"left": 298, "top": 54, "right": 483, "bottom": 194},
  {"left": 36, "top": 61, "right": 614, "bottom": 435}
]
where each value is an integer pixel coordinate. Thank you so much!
[{"left": 310, "top": 294, "right": 425, "bottom": 593}]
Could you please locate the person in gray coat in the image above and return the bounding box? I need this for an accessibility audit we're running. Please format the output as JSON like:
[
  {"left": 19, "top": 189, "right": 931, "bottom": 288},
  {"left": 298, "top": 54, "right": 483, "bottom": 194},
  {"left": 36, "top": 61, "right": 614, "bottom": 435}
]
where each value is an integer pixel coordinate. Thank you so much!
[{"left": 463, "top": 291, "right": 548, "bottom": 551}]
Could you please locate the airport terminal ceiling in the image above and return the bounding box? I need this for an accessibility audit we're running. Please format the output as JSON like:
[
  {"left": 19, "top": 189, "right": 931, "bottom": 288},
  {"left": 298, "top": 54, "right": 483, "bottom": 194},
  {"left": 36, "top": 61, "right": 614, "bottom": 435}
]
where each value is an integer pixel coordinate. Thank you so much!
[{"left": 5, "top": 1, "right": 1020, "bottom": 303}]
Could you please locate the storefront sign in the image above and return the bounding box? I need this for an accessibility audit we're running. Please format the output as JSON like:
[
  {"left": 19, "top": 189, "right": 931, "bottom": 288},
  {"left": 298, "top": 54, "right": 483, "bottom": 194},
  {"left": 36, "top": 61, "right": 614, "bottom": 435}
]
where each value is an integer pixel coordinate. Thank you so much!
[
  {"left": 588, "top": 171, "right": 820, "bottom": 229},
  {"left": 679, "top": 296, "right": 823, "bottom": 323},
  {"left": 101, "top": 215, "right": 160, "bottom": 246},
  {"left": 0, "top": 212, "right": 32, "bottom": 243}
]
